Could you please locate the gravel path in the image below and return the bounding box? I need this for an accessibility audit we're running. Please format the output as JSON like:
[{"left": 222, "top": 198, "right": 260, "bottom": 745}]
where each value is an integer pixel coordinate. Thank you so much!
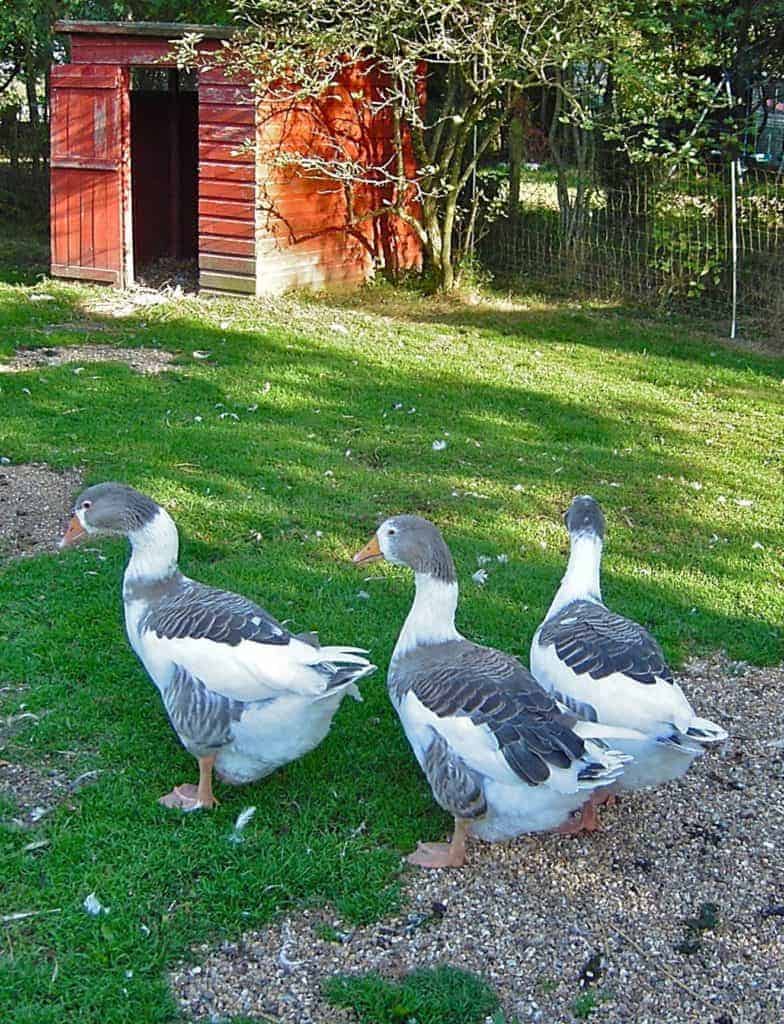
[
  {"left": 171, "top": 655, "right": 783, "bottom": 1024},
  {"left": 0, "top": 463, "right": 82, "bottom": 558}
]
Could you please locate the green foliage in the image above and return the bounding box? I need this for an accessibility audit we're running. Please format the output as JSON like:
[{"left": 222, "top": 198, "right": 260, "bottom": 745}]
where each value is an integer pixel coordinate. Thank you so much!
[
  {"left": 537, "top": 977, "right": 558, "bottom": 995},
  {"left": 675, "top": 899, "right": 721, "bottom": 954},
  {"left": 314, "top": 922, "right": 345, "bottom": 943},
  {"left": 323, "top": 966, "right": 499, "bottom": 1024},
  {"left": 572, "top": 991, "right": 605, "bottom": 1020},
  {"left": 651, "top": 190, "right": 726, "bottom": 300},
  {"left": 60, "top": 0, "right": 234, "bottom": 25},
  {"left": 0, "top": 1, "right": 63, "bottom": 99}
]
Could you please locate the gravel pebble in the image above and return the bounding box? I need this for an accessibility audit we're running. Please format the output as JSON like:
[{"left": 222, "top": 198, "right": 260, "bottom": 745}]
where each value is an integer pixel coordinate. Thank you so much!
[
  {"left": 171, "top": 655, "right": 784, "bottom": 1024},
  {"left": 0, "top": 463, "right": 82, "bottom": 558}
]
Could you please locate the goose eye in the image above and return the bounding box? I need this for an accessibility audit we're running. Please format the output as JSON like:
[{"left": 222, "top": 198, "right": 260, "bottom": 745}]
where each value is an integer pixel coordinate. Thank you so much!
[
  {"left": 387, "top": 528, "right": 396, "bottom": 536},
  {"left": 81, "top": 500, "right": 92, "bottom": 511}
]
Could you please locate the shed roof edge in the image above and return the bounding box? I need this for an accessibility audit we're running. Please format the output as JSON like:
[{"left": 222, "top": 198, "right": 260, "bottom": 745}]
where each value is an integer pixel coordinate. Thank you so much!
[{"left": 54, "top": 20, "right": 237, "bottom": 40}]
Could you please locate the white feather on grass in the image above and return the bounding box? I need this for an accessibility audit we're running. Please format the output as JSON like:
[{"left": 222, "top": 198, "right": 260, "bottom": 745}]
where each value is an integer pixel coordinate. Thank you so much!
[
  {"left": 83, "top": 892, "right": 109, "bottom": 916},
  {"left": 228, "top": 806, "right": 256, "bottom": 844}
]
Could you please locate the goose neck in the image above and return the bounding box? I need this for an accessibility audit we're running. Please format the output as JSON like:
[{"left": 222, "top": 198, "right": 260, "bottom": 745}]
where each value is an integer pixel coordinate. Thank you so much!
[
  {"left": 393, "top": 572, "right": 460, "bottom": 658},
  {"left": 547, "top": 532, "right": 603, "bottom": 617},
  {"left": 124, "top": 507, "right": 179, "bottom": 585}
]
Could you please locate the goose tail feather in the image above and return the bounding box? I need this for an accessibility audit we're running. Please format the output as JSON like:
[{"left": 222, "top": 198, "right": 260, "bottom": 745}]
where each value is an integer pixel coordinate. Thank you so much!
[{"left": 685, "top": 715, "right": 728, "bottom": 746}]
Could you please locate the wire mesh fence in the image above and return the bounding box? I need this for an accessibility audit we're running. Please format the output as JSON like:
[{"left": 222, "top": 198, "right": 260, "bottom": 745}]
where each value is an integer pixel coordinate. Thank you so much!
[{"left": 477, "top": 160, "right": 784, "bottom": 344}]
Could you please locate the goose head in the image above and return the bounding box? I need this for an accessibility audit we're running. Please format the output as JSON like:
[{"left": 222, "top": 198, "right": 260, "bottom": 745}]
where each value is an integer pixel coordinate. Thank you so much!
[
  {"left": 564, "top": 495, "right": 606, "bottom": 541},
  {"left": 59, "top": 483, "right": 162, "bottom": 548},
  {"left": 353, "top": 515, "right": 456, "bottom": 583}
]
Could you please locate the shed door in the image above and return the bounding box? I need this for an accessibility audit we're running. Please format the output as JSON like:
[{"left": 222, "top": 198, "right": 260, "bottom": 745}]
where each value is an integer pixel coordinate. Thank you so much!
[{"left": 50, "top": 65, "right": 128, "bottom": 285}]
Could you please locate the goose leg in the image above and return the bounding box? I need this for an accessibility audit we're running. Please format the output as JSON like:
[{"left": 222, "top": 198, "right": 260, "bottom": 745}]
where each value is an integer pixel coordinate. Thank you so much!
[
  {"left": 159, "top": 755, "right": 219, "bottom": 811},
  {"left": 407, "top": 818, "right": 469, "bottom": 868},
  {"left": 196, "top": 755, "right": 219, "bottom": 808},
  {"left": 555, "top": 794, "right": 601, "bottom": 835}
]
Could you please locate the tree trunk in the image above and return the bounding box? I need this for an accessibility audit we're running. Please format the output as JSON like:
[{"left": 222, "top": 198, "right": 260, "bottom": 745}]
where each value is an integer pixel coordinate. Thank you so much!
[
  {"left": 24, "top": 53, "right": 40, "bottom": 173},
  {"left": 422, "top": 197, "right": 457, "bottom": 293},
  {"left": 422, "top": 198, "right": 445, "bottom": 288}
]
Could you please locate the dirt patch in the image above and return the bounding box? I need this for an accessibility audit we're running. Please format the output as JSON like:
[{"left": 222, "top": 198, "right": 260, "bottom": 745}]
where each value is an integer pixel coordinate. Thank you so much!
[
  {"left": 0, "top": 760, "right": 73, "bottom": 826},
  {"left": 0, "top": 684, "right": 100, "bottom": 826},
  {"left": 171, "top": 654, "right": 783, "bottom": 1024},
  {"left": 0, "top": 344, "right": 176, "bottom": 375},
  {"left": 0, "top": 463, "right": 82, "bottom": 559}
]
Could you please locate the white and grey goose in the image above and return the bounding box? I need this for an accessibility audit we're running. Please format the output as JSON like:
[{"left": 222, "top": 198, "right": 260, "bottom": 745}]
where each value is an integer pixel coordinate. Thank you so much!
[
  {"left": 531, "top": 495, "right": 727, "bottom": 802},
  {"left": 60, "top": 483, "right": 375, "bottom": 810},
  {"left": 353, "top": 515, "right": 631, "bottom": 868}
]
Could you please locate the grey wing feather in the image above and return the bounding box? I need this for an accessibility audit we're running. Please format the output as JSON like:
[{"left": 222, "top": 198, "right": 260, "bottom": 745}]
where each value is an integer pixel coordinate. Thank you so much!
[
  {"left": 143, "top": 578, "right": 290, "bottom": 647},
  {"left": 539, "top": 600, "right": 673, "bottom": 685},
  {"left": 555, "top": 689, "right": 599, "bottom": 722},
  {"left": 422, "top": 730, "right": 487, "bottom": 819},
  {"left": 162, "top": 665, "right": 274, "bottom": 758},
  {"left": 400, "top": 642, "right": 586, "bottom": 787}
]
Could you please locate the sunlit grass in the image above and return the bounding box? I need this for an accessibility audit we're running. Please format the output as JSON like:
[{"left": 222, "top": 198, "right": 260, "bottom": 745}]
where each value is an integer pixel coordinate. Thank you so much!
[{"left": 0, "top": 257, "right": 782, "bottom": 1023}]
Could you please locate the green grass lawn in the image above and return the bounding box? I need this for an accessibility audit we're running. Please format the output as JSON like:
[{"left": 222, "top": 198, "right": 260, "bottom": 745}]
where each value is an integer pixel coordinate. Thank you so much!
[{"left": 1, "top": 251, "right": 782, "bottom": 1023}]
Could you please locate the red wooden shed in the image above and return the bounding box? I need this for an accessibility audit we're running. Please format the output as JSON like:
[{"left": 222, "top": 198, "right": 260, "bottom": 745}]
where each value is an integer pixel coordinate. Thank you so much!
[{"left": 51, "top": 21, "right": 421, "bottom": 295}]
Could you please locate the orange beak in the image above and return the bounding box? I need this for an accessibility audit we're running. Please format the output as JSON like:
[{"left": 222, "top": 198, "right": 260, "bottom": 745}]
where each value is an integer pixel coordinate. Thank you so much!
[
  {"left": 352, "top": 534, "right": 383, "bottom": 565},
  {"left": 59, "top": 515, "right": 87, "bottom": 549}
]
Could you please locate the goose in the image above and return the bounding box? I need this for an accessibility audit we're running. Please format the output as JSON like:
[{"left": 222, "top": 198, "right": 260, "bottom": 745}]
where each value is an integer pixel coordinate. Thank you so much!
[
  {"left": 352, "top": 515, "right": 631, "bottom": 868},
  {"left": 531, "top": 495, "right": 727, "bottom": 802},
  {"left": 60, "top": 483, "right": 375, "bottom": 810}
]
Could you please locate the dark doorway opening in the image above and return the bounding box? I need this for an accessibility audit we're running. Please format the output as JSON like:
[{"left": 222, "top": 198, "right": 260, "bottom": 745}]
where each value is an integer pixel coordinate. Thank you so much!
[{"left": 130, "top": 68, "right": 198, "bottom": 280}]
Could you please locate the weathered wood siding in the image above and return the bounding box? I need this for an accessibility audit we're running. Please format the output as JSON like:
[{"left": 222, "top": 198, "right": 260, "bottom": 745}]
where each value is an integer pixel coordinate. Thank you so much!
[
  {"left": 51, "top": 22, "right": 421, "bottom": 295},
  {"left": 50, "top": 64, "right": 127, "bottom": 284},
  {"left": 197, "top": 67, "right": 257, "bottom": 294},
  {"left": 255, "top": 64, "right": 421, "bottom": 294}
]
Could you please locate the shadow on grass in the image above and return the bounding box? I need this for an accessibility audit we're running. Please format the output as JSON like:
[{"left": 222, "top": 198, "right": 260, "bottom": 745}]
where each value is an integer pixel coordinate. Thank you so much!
[
  {"left": 1, "top": 285, "right": 780, "bottom": 665},
  {"left": 326, "top": 285, "right": 784, "bottom": 380}
]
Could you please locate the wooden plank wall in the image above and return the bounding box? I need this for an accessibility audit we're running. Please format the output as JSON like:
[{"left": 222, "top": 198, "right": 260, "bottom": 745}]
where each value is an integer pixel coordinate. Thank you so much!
[
  {"left": 70, "top": 33, "right": 183, "bottom": 66},
  {"left": 256, "top": 64, "right": 421, "bottom": 294},
  {"left": 64, "top": 33, "right": 257, "bottom": 294},
  {"left": 198, "top": 68, "right": 257, "bottom": 294},
  {"left": 50, "top": 64, "right": 125, "bottom": 284}
]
